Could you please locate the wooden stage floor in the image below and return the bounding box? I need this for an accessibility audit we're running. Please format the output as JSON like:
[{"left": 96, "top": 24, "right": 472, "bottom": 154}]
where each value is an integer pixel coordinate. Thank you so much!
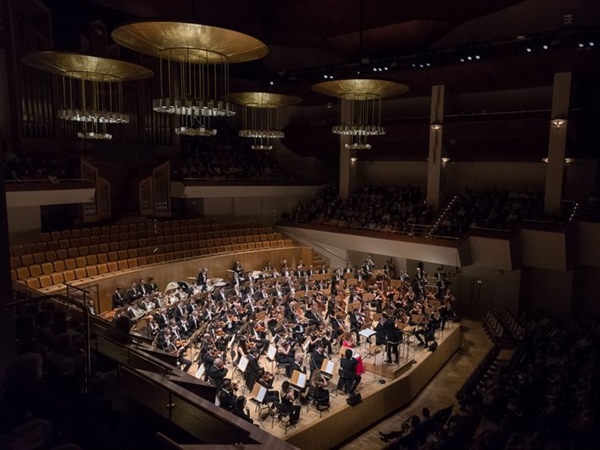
[{"left": 189, "top": 323, "right": 462, "bottom": 450}]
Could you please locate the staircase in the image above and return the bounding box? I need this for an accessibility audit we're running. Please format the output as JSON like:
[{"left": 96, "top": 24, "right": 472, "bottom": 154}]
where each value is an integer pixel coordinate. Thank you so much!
[{"left": 311, "top": 248, "right": 329, "bottom": 269}]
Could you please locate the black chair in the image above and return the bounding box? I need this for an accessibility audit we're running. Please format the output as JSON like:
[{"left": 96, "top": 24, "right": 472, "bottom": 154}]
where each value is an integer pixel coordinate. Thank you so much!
[{"left": 270, "top": 402, "right": 296, "bottom": 435}]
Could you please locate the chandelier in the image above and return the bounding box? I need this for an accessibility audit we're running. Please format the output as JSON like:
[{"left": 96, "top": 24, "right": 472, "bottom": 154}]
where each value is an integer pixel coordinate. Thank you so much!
[
  {"left": 228, "top": 92, "right": 301, "bottom": 150},
  {"left": 22, "top": 51, "right": 152, "bottom": 140},
  {"left": 112, "top": 22, "right": 268, "bottom": 136},
  {"left": 311, "top": 79, "right": 408, "bottom": 149}
]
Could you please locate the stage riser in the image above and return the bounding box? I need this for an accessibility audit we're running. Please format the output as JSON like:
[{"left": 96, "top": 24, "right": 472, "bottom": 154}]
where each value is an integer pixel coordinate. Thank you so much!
[{"left": 285, "top": 326, "right": 462, "bottom": 450}]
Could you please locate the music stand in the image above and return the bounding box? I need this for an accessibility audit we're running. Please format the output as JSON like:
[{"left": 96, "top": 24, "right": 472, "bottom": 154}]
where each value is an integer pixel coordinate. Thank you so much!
[
  {"left": 289, "top": 369, "right": 307, "bottom": 394},
  {"left": 235, "top": 356, "right": 249, "bottom": 394},
  {"left": 375, "top": 345, "right": 387, "bottom": 384},
  {"left": 194, "top": 363, "right": 206, "bottom": 380},
  {"left": 266, "top": 344, "right": 277, "bottom": 374},
  {"left": 319, "top": 358, "right": 336, "bottom": 394},
  {"left": 249, "top": 382, "right": 270, "bottom": 425},
  {"left": 359, "top": 328, "right": 377, "bottom": 349}
]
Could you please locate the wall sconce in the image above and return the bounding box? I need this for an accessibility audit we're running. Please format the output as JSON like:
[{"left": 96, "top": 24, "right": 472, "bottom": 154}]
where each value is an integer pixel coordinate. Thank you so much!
[
  {"left": 441, "top": 157, "right": 451, "bottom": 163},
  {"left": 430, "top": 123, "right": 442, "bottom": 131},
  {"left": 350, "top": 157, "right": 358, "bottom": 163},
  {"left": 542, "top": 157, "right": 575, "bottom": 165},
  {"left": 550, "top": 118, "right": 567, "bottom": 129}
]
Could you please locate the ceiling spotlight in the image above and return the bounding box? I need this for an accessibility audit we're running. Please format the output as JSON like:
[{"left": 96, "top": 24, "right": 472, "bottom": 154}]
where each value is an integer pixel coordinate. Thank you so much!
[
  {"left": 526, "top": 47, "right": 532, "bottom": 53},
  {"left": 475, "top": 55, "right": 480, "bottom": 60},
  {"left": 384, "top": 67, "right": 388, "bottom": 71},
  {"left": 373, "top": 67, "right": 377, "bottom": 72},
  {"left": 467, "top": 56, "right": 472, "bottom": 60},
  {"left": 590, "top": 41, "right": 595, "bottom": 47},
  {"left": 425, "top": 62, "right": 430, "bottom": 67},
  {"left": 551, "top": 118, "right": 567, "bottom": 128},
  {"left": 269, "top": 81, "right": 274, "bottom": 86},
  {"left": 542, "top": 44, "right": 549, "bottom": 50},
  {"left": 578, "top": 42, "right": 585, "bottom": 48},
  {"left": 460, "top": 57, "right": 465, "bottom": 62}
]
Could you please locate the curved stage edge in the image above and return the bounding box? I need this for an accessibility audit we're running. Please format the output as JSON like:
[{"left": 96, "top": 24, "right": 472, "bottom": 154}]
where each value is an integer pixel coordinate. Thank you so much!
[{"left": 285, "top": 325, "right": 462, "bottom": 450}]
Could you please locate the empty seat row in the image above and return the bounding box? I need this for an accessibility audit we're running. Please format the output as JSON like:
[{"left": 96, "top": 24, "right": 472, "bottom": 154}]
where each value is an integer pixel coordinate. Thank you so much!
[
  {"left": 13, "top": 225, "right": 274, "bottom": 257},
  {"left": 10, "top": 232, "right": 285, "bottom": 268},
  {"left": 12, "top": 239, "right": 296, "bottom": 290}
]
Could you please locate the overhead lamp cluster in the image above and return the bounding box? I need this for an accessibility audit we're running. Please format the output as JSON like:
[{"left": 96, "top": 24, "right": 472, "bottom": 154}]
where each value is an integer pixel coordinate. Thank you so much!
[
  {"left": 111, "top": 21, "right": 268, "bottom": 137},
  {"left": 228, "top": 92, "right": 301, "bottom": 150},
  {"left": 22, "top": 51, "right": 152, "bottom": 140},
  {"left": 312, "top": 79, "right": 409, "bottom": 150}
]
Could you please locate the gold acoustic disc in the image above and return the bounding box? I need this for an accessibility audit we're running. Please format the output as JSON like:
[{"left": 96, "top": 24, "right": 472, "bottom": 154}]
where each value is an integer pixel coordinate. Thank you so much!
[
  {"left": 111, "top": 21, "right": 268, "bottom": 64},
  {"left": 227, "top": 92, "right": 302, "bottom": 108},
  {"left": 311, "top": 79, "right": 409, "bottom": 100},
  {"left": 21, "top": 51, "right": 153, "bottom": 81}
]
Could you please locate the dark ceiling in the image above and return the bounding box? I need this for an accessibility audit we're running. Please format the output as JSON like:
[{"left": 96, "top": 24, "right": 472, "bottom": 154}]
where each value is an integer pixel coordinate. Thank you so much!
[{"left": 40, "top": 0, "right": 600, "bottom": 161}]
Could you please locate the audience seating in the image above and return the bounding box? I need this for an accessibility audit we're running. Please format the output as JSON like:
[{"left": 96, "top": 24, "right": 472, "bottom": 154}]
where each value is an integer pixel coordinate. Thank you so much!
[{"left": 11, "top": 219, "right": 296, "bottom": 292}]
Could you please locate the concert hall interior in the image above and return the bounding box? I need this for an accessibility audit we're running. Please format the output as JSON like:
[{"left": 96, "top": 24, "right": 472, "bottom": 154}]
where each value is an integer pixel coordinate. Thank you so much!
[{"left": 1, "top": 1, "right": 600, "bottom": 449}]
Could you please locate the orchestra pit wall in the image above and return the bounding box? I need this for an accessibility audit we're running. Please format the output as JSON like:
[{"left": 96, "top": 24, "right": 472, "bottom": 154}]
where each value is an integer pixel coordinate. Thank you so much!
[{"left": 76, "top": 247, "right": 311, "bottom": 313}]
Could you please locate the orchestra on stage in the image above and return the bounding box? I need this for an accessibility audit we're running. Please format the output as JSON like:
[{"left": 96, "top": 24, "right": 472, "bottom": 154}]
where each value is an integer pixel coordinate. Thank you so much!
[{"left": 101, "top": 256, "right": 457, "bottom": 425}]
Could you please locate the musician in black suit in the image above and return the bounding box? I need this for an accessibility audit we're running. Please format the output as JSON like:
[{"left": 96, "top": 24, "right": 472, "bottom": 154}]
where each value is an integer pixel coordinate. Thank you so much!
[
  {"left": 349, "top": 308, "right": 365, "bottom": 343},
  {"left": 309, "top": 344, "right": 326, "bottom": 379},
  {"left": 196, "top": 268, "right": 208, "bottom": 288},
  {"left": 148, "top": 277, "right": 159, "bottom": 293},
  {"left": 208, "top": 358, "right": 228, "bottom": 390},
  {"left": 383, "top": 314, "right": 402, "bottom": 363},
  {"left": 244, "top": 349, "right": 262, "bottom": 390},
  {"left": 374, "top": 315, "right": 387, "bottom": 346},
  {"left": 187, "top": 311, "right": 200, "bottom": 331},
  {"left": 126, "top": 282, "right": 141, "bottom": 302},
  {"left": 232, "top": 396, "right": 253, "bottom": 424},
  {"left": 217, "top": 379, "right": 237, "bottom": 411},
  {"left": 338, "top": 349, "right": 360, "bottom": 395},
  {"left": 233, "top": 261, "right": 244, "bottom": 279},
  {"left": 154, "top": 308, "right": 169, "bottom": 328},
  {"left": 112, "top": 286, "right": 127, "bottom": 308}
]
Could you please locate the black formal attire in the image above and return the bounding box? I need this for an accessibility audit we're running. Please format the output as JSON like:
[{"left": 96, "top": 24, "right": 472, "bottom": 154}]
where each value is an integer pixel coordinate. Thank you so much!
[
  {"left": 349, "top": 312, "right": 364, "bottom": 343},
  {"left": 338, "top": 356, "right": 360, "bottom": 394},
  {"left": 218, "top": 387, "right": 236, "bottom": 411},
  {"left": 383, "top": 318, "right": 401, "bottom": 363},
  {"left": 232, "top": 404, "right": 253, "bottom": 424},
  {"left": 279, "top": 390, "right": 301, "bottom": 424},
  {"left": 245, "top": 354, "right": 262, "bottom": 390},
  {"left": 310, "top": 349, "right": 325, "bottom": 379},
  {"left": 208, "top": 364, "right": 228, "bottom": 390},
  {"left": 112, "top": 290, "right": 126, "bottom": 308},
  {"left": 197, "top": 270, "right": 207, "bottom": 288}
]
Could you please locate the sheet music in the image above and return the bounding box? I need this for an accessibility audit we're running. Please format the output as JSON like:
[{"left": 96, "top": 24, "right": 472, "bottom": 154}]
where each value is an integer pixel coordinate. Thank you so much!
[
  {"left": 359, "top": 328, "right": 377, "bottom": 338},
  {"left": 195, "top": 364, "right": 205, "bottom": 379},
  {"left": 255, "top": 385, "right": 267, "bottom": 402},
  {"left": 291, "top": 370, "right": 307, "bottom": 388},
  {"left": 238, "top": 356, "right": 249, "bottom": 372},
  {"left": 267, "top": 344, "right": 277, "bottom": 360},
  {"left": 321, "top": 359, "right": 334, "bottom": 374},
  {"left": 296, "top": 372, "right": 307, "bottom": 388}
]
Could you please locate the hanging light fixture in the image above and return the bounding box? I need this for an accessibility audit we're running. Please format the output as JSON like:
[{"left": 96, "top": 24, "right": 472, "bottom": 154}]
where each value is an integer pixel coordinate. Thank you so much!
[
  {"left": 311, "top": 79, "right": 408, "bottom": 149},
  {"left": 227, "top": 92, "right": 301, "bottom": 150},
  {"left": 22, "top": 51, "right": 152, "bottom": 140},
  {"left": 112, "top": 21, "right": 268, "bottom": 136}
]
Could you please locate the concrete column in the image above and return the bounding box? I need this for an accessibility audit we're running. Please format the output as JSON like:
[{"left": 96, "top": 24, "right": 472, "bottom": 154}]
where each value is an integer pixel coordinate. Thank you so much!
[
  {"left": 544, "top": 72, "right": 572, "bottom": 216},
  {"left": 338, "top": 100, "right": 355, "bottom": 199},
  {"left": 426, "top": 85, "right": 445, "bottom": 210}
]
